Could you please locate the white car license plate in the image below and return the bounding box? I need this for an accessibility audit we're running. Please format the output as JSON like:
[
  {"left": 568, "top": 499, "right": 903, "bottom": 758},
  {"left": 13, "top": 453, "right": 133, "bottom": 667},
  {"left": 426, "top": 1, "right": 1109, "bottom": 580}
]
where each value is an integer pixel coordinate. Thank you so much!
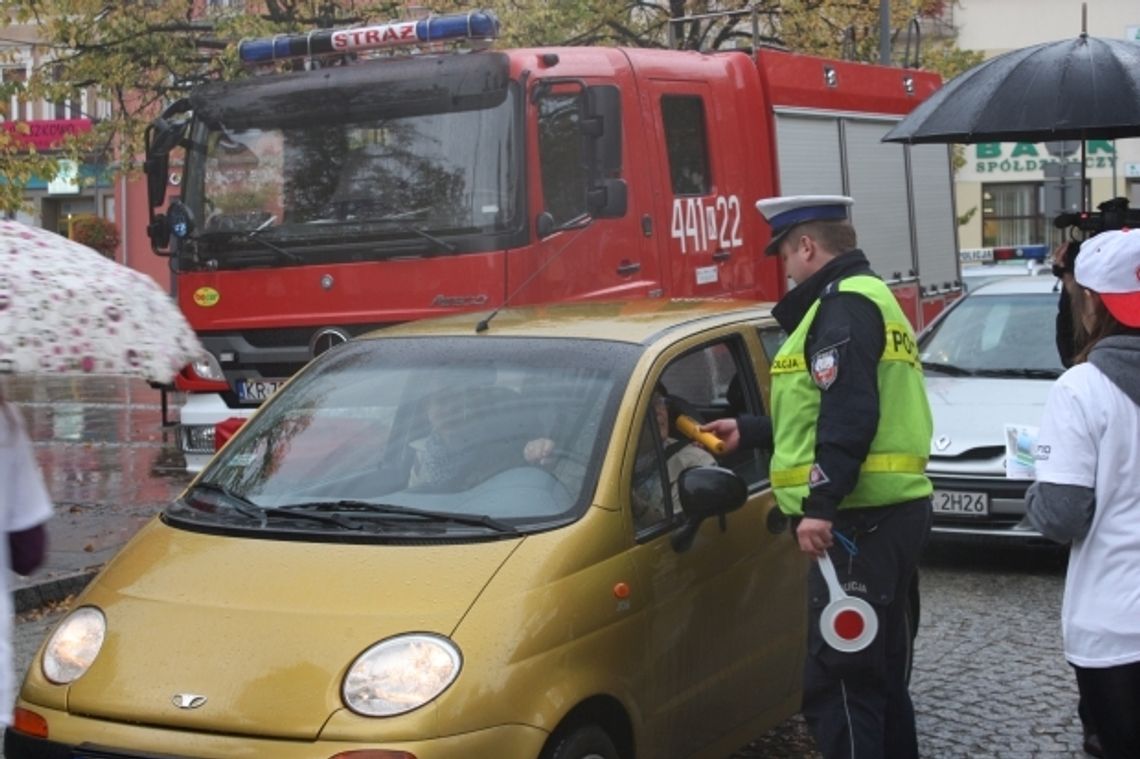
[
  {"left": 932, "top": 489, "right": 989, "bottom": 516},
  {"left": 235, "top": 379, "right": 285, "bottom": 403}
]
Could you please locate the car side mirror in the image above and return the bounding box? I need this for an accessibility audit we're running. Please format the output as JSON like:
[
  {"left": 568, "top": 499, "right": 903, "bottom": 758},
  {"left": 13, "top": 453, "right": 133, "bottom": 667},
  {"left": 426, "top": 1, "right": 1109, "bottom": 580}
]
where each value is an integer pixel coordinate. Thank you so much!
[{"left": 671, "top": 466, "right": 747, "bottom": 553}]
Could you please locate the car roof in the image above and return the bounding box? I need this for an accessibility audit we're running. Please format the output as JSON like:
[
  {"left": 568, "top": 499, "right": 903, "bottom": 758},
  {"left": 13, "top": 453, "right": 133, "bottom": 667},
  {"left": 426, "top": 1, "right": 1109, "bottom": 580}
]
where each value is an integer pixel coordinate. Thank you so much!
[
  {"left": 965, "top": 277, "right": 1062, "bottom": 295},
  {"left": 359, "top": 299, "right": 775, "bottom": 345}
]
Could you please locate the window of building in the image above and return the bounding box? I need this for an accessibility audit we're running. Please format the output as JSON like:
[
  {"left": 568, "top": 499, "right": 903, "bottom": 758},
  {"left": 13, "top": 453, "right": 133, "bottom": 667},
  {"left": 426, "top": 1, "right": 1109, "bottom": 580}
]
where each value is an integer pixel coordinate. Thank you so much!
[
  {"left": 660, "top": 95, "right": 710, "bottom": 196},
  {"left": 2, "top": 67, "right": 28, "bottom": 121},
  {"left": 981, "top": 183, "right": 1044, "bottom": 246},
  {"left": 536, "top": 90, "right": 587, "bottom": 225}
]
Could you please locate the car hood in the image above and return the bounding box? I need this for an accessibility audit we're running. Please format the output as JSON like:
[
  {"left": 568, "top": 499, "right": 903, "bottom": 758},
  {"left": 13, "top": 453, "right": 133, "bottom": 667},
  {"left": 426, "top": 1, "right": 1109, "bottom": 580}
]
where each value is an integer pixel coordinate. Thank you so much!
[
  {"left": 61, "top": 519, "right": 521, "bottom": 741},
  {"left": 926, "top": 375, "right": 1052, "bottom": 457}
]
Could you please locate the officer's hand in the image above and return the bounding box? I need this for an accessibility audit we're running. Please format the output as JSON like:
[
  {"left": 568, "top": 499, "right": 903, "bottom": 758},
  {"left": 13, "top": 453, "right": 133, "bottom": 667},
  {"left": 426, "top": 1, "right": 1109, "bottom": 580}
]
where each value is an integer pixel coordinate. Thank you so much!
[
  {"left": 700, "top": 418, "right": 740, "bottom": 454},
  {"left": 796, "top": 517, "right": 834, "bottom": 557}
]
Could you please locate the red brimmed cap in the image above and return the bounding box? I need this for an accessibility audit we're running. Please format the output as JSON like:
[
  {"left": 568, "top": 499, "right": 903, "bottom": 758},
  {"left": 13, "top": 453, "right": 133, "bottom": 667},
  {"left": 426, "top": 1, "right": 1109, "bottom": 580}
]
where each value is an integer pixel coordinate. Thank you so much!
[{"left": 1076, "top": 228, "right": 1140, "bottom": 328}]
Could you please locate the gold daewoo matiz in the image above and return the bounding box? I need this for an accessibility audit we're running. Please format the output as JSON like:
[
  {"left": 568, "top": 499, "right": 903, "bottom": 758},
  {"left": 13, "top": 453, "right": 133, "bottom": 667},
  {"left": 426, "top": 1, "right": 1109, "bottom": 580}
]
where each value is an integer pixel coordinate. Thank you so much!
[{"left": 7, "top": 300, "right": 809, "bottom": 759}]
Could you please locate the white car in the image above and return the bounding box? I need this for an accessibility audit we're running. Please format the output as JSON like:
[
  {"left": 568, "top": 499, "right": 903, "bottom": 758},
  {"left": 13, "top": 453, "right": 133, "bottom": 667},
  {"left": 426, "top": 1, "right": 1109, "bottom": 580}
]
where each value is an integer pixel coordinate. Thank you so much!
[
  {"left": 919, "top": 277, "right": 1065, "bottom": 537},
  {"left": 960, "top": 260, "right": 1051, "bottom": 292}
]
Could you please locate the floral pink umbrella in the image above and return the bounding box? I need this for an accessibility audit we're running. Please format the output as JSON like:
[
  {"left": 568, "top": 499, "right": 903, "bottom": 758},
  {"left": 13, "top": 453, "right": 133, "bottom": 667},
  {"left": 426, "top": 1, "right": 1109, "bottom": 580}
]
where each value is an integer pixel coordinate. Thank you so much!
[{"left": 0, "top": 220, "right": 203, "bottom": 384}]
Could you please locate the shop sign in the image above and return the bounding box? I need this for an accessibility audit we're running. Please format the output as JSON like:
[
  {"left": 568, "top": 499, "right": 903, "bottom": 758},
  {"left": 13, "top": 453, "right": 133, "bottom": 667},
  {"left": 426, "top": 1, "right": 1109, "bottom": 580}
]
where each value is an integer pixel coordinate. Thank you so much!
[
  {"left": 971, "top": 141, "right": 1116, "bottom": 175},
  {"left": 1, "top": 119, "right": 92, "bottom": 151}
]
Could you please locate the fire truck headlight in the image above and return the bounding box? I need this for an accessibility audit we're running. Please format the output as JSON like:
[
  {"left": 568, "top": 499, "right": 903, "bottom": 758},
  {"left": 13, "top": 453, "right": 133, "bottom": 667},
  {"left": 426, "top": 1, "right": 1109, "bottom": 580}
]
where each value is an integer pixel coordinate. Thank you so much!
[{"left": 190, "top": 353, "right": 225, "bottom": 382}]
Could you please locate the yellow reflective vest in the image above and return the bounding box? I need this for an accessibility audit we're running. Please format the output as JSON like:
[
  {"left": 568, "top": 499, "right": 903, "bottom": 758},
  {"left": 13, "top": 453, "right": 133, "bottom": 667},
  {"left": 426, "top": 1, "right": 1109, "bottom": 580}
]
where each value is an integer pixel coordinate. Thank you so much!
[{"left": 769, "top": 275, "right": 933, "bottom": 516}]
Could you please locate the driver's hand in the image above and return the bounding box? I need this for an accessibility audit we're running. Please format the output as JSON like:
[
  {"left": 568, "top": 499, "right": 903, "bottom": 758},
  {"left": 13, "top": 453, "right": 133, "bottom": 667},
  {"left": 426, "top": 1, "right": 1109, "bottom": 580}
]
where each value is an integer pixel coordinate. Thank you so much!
[{"left": 524, "top": 437, "right": 556, "bottom": 465}]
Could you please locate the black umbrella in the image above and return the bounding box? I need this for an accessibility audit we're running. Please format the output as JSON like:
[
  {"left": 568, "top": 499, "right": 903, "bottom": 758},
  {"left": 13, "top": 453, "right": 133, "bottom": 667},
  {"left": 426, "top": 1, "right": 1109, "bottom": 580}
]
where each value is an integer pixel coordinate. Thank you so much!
[{"left": 883, "top": 33, "right": 1140, "bottom": 145}]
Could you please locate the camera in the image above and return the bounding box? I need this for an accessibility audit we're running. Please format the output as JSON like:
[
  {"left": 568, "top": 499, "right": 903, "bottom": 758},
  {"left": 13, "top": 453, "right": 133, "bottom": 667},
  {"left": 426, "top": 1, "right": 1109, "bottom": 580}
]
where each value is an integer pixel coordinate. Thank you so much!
[{"left": 1053, "top": 197, "right": 1140, "bottom": 236}]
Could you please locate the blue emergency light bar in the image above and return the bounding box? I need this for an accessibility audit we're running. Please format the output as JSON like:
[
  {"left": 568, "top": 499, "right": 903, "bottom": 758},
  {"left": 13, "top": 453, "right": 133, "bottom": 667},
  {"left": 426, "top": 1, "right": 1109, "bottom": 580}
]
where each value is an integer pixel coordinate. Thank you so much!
[{"left": 238, "top": 10, "right": 499, "bottom": 64}]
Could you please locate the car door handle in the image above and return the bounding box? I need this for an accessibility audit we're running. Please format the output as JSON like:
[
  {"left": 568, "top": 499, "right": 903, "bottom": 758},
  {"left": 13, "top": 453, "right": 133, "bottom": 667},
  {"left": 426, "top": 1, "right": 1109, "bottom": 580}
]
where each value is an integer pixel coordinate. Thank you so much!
[
  {"left": 617, "top": 260, "right": 641, "bottom": 276},
  {"left": 712, "top": 249, "right": 731, "bottom": 262}
]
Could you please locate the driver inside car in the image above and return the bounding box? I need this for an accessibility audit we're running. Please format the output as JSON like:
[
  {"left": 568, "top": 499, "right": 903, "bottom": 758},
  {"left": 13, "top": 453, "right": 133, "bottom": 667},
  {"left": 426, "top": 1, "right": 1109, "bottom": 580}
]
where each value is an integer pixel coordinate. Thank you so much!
[{"left": 631, "top": 384, "right": 717, "bottom": 526}]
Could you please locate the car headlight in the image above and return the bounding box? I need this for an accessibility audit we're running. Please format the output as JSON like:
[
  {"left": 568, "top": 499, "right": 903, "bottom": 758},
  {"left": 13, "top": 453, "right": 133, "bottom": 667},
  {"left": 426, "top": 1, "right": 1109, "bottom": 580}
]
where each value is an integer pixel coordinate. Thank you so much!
[
  {"left": 342, "top": 634, "right": 462, "bottom": 717},
  {"left": 42, "top": 606, "right": 106, "bottom": 684}
]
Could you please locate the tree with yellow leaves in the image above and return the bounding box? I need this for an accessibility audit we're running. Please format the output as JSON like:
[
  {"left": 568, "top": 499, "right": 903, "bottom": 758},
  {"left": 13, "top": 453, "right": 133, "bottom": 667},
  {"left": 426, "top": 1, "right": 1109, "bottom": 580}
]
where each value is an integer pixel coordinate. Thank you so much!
[{"left": 0, "top": 0, "right": 978, "bottom": 215}]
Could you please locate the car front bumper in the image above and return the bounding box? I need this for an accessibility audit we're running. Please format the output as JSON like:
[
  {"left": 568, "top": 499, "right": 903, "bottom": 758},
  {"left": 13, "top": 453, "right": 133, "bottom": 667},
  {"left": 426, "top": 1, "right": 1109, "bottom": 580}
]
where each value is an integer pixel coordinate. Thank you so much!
[{"left": 5, "top": 705, "right": 548, "bottom": 759}]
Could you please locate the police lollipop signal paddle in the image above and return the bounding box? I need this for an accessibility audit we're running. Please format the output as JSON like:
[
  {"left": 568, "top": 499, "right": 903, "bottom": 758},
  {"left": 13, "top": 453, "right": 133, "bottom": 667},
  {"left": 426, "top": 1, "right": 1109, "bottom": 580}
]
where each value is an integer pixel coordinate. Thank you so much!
[{"left": 817, "top": 552, "right": 879, "bottom": 653}]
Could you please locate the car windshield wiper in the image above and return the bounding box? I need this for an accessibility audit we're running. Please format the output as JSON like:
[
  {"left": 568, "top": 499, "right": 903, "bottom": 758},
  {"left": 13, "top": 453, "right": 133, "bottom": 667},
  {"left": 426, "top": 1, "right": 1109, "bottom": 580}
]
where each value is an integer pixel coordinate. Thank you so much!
[
  {"left": 198, "top": 216, "right": 303, "bottom": 263},
  {"left": 190, "top": 482, "right": 362, "bottom": 530},
  {"left": 971, "top": 367, "right": 1063, "bottom": 380},
  {"left": 921, "top": 361, "right": 976, "bottom": 376},
  {"left": 277, "top": 499, "right": 518, "bottom": 534}
]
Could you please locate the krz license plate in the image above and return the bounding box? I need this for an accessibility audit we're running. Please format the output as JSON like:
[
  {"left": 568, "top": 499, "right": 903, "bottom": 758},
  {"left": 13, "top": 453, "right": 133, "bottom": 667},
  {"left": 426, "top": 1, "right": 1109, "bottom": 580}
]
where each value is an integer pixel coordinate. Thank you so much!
[
  {"left": 932, "top": 489, "right": 989, "bottom": 516},
  {"left": 235, "top": 379, "right": 285, "bottom": 403}
]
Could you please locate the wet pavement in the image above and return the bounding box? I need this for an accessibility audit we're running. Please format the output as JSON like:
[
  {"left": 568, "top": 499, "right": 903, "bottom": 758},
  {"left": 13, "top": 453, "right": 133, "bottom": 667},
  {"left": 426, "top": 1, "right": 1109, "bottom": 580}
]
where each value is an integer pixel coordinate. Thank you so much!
[{"left": 2, "top": 375, "right": 190, "bottom": 611}]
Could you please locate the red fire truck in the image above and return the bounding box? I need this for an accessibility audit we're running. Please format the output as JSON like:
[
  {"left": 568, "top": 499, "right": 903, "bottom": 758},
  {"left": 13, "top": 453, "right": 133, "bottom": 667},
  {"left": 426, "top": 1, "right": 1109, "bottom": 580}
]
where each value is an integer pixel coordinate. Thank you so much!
[{"left": 145, "top": 10, "right": 961, "bottom": 472}]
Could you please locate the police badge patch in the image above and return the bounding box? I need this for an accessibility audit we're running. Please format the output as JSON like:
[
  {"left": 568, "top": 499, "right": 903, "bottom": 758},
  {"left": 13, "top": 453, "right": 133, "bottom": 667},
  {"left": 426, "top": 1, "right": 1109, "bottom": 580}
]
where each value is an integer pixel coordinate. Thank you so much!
[
  {"left": 809, "top": 463, "right": 831, "bottom": 488},
  {"left": 810, "top": 348, "right": 839, "bottom": 390}
]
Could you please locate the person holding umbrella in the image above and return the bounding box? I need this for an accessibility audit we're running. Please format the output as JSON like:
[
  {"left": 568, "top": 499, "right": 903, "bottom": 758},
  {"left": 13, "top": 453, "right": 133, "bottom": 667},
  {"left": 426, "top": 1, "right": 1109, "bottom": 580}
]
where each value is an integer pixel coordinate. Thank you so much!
[
  {"left": 1026, "top": 229, "right": 1140, "bottom": 759},
  {"left": 0, "top": 219, "right": 205, "bottom": 724},
  {"left": 0, "top": 389, "right": 52, "bottom": 726},
  {"left": 703, "top": 195, "right": 933, "bottom": 759}
]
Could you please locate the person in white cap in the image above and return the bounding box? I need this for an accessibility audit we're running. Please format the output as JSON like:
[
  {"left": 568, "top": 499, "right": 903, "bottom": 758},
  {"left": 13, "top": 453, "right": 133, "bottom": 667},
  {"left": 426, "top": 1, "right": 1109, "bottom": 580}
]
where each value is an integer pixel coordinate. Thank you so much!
[
  {"left": 703, "top": 195, "right": 933, "bottom": 759},
  {"left": 1026, "top": 228, "right": 1140, "bottom": 759}
]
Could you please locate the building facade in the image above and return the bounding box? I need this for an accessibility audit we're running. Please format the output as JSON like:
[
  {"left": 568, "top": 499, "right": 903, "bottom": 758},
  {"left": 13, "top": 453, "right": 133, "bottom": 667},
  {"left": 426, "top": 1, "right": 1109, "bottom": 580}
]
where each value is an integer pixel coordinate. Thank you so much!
[{"left": 949, "top": 0, "right": 1140, "bottom": 250}]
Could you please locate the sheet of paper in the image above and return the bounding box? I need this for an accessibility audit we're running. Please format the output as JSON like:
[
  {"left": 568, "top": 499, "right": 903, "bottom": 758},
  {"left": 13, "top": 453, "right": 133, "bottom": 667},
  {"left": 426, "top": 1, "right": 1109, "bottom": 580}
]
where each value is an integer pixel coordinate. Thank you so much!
[{"left": 1004, "top": 424, "right": 1038, "bottom": 480}]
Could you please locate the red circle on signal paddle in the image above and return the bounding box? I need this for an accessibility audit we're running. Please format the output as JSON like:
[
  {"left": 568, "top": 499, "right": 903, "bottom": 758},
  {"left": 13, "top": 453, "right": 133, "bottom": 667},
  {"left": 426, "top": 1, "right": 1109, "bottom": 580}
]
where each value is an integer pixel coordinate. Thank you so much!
[{"left": 834, "top": 609, "right": 866, "bottom": 640}]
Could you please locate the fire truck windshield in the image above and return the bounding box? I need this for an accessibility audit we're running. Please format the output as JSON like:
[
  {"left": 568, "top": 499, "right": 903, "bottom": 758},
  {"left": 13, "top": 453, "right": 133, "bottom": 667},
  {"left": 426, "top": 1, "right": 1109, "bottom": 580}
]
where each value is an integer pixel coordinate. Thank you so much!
[{"left": 180, "top": 54, "right": 521, "bottom": 265}]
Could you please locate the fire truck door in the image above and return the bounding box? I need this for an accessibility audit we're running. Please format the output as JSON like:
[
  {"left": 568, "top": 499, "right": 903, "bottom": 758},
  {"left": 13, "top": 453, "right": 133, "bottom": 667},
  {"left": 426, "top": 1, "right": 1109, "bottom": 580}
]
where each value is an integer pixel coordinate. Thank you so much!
[
  {"left": 646, "top": 79, "right": 746, "bottom": 297},
  {"left": 514, "top": 80, "right": 662, "bottom": 305}
]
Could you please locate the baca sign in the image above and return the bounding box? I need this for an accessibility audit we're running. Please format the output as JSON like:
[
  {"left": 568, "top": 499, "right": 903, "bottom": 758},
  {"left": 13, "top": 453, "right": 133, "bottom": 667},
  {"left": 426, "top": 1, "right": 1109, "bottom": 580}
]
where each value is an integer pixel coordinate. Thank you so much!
[{"left": 972, "top": 141, "right": 1116, "bottom": 175}]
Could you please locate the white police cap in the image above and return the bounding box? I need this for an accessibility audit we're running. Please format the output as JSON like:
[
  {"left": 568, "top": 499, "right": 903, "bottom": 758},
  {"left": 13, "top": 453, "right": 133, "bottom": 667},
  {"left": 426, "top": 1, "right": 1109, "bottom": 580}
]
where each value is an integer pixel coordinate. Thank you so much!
[{"left": 755, "top": 195, "right": 854, "bottom": 255}]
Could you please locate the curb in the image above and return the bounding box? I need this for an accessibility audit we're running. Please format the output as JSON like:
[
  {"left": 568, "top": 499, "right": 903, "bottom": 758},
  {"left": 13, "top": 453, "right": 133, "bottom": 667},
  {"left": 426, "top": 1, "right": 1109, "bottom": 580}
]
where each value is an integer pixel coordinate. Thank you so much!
[{"left": 14, "top": 569, "right": 99, "bottom": 615}]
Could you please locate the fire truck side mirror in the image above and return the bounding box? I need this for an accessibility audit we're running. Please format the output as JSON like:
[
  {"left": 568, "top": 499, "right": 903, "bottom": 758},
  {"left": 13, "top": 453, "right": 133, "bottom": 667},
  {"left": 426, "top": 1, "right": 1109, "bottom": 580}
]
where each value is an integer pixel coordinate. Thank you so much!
[
  {"left": 144, "top": 154, "right": 169, "bottom": 210},
  {"left": 587, "top": 178, "right": 628, "bottom": 218},
  {"left": 144, "top": 111, "right": 189, "bottom": 209},
  {"left": 583, "top": 85, "right": 622, "bottom": 178}
]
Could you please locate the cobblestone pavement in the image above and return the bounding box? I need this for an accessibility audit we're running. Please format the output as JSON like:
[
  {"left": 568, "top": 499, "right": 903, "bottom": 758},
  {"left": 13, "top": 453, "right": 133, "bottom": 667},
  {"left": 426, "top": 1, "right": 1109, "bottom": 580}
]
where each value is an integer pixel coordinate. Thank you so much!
[{"left": 10, "top": 539, "right": 1085, "bottom": 758}]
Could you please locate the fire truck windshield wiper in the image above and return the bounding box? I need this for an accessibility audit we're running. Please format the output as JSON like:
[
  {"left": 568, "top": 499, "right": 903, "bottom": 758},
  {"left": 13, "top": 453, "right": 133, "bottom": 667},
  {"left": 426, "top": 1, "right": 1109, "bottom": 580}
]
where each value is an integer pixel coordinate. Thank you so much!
[
  {"left": 370, "top": 216, "right": 456, "bottom": 253},
  {"left": 198, "top": 216, "right": 303, "bottom": 263}
]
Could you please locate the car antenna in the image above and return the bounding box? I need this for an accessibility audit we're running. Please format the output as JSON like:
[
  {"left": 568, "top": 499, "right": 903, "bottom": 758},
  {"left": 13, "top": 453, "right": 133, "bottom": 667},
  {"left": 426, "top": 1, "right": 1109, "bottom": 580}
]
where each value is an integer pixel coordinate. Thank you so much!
[{"left": 475, "top": 216, "right": 594, "bottom": 333}]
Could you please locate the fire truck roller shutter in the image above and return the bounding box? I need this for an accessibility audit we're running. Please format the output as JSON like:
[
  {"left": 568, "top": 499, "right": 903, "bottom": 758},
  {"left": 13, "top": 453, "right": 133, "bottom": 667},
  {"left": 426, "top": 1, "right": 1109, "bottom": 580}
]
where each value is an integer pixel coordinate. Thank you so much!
[
  {"left": 843, "top": 119, "right": 914, "bottom": 283},
  {"left": 774, "top": 114, "right": 844, "bottom": 197},
  {"left": 907, "top": 144, "right": 960, "bottom": 292}
]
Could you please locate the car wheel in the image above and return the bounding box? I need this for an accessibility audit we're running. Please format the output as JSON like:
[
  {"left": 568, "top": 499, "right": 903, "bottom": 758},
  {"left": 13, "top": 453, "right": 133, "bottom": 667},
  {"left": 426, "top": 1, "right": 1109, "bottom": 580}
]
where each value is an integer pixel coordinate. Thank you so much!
[{"left": 543, "top": 724, "right": 621, "bottom": 759}]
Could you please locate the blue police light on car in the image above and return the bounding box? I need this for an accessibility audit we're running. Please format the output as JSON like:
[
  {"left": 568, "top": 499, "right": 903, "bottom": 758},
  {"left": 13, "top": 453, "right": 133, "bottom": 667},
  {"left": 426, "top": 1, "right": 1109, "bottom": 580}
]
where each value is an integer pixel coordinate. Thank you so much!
[{"left": 238, "top": 10, "right": 500, "bottom": 64}]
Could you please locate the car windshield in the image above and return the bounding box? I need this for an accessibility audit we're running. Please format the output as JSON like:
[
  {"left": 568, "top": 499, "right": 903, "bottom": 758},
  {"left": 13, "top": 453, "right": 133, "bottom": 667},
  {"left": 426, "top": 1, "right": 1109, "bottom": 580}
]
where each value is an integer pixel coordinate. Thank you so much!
[
  {"left": 173, "top": 337, "right": 638, "bottom": 537},
  {"left": 919, "top": 290, "right": 1064, "bottom": 375}
]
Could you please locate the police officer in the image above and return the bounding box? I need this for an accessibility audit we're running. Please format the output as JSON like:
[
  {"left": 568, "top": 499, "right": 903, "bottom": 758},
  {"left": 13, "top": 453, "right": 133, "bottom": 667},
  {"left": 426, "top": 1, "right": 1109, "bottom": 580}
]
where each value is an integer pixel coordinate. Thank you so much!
[{"left": 704, "top": 195, "right": 933, "bottom": 759}]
